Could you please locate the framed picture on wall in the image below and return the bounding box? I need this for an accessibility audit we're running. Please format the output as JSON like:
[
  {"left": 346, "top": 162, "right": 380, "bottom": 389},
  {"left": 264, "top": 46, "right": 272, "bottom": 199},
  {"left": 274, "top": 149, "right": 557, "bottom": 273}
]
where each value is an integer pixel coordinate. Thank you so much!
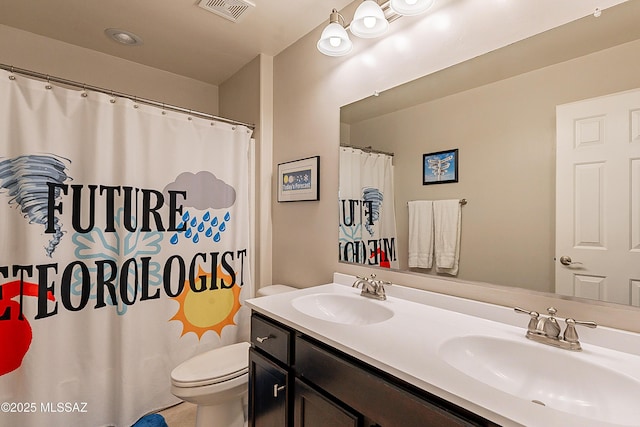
[
  {"left": 423, "top": 149, "right": 458, "bottom": 185},
  {"left": 277, "top": 156, "right": 320, "bottom": 202}
]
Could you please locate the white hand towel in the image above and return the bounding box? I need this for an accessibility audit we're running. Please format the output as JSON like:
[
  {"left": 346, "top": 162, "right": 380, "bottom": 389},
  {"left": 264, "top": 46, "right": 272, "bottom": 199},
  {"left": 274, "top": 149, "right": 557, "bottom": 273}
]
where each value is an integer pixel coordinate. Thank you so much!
[
  {"left": 408, "top": 200, "right": 433, "bottom": 268},
  {"left": 433, "top": 199, "right": 461, "bottom": 275}
]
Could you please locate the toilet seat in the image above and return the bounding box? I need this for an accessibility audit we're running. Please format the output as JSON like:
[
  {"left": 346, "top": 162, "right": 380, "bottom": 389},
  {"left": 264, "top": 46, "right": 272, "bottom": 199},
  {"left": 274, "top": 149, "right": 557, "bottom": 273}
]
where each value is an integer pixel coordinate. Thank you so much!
[{"left": 171, "top": 342, "right": 250, "bottom": 388}]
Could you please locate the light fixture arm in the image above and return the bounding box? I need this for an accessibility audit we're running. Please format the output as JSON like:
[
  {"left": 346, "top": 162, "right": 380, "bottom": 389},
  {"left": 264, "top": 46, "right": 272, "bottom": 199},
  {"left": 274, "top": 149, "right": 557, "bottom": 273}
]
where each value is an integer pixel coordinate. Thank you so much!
[{"left": 329, "top": 8, "right": 346, "bottom": 27}]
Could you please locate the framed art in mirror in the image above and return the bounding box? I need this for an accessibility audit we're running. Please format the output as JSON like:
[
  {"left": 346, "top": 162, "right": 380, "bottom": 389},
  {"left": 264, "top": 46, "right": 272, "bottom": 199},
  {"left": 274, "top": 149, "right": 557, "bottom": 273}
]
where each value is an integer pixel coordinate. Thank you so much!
[
  {"left": 423, "top": 149, "right": 458, "bottom": 185},
  {"left": 277, "top": 156, "right": 320, "bottom": 202}
]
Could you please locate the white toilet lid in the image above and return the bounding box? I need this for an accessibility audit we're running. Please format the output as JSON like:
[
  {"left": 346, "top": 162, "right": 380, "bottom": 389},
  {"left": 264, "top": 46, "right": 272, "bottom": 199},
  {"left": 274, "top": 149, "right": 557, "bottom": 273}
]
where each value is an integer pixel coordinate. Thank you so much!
[{"left": 171, "top": 342, "right": 250, "bottom": 387}]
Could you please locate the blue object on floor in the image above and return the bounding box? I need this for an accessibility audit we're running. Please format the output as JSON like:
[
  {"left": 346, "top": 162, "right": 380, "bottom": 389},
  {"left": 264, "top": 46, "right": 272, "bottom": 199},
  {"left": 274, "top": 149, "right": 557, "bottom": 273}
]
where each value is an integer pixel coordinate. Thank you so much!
[{"left": 131, "top": 413, "right": 168, "bottom": 427}]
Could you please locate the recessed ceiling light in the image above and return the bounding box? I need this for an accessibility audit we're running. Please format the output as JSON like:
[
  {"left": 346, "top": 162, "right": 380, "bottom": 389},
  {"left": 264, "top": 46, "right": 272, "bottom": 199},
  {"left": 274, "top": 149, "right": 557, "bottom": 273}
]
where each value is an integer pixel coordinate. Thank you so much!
[{"left": 105, "top": 28, "right": 143, "bottom": 46}]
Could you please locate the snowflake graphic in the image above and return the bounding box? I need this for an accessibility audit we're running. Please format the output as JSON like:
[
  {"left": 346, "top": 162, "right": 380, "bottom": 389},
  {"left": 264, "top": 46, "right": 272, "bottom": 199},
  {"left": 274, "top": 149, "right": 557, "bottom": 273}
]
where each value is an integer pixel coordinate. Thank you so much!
[
  {"left": 339, "top": 220, "right": 362, "bottom": 263},
  {"left": 70, "top": 207, "right": 164, "bottom": 315}
]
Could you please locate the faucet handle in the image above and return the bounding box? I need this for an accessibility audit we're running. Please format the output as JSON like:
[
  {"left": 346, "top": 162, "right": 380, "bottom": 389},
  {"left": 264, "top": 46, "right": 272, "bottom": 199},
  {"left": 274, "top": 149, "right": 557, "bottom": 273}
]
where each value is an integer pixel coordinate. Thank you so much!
[
  {"left": 573, "top": 319, "right": 597, "bottom": 328},
  {"left": 514, "top": 307, "right": 540, "bottom": 333},
  {"left": 352, "top": 275, "right": 369, "bottom": 288},
  {"left": 563, "top": 318, "right": 597, "bottom": 343},
  {"left": 514, "top": 307, "right": 535, "bottom": 315}
]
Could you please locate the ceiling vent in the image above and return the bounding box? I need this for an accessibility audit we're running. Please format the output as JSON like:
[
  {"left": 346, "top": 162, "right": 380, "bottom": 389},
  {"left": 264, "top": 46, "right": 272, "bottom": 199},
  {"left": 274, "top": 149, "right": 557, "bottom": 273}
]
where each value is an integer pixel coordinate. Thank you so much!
[{"left": 198, "top": 0, "right": 256, "bottom": 23}]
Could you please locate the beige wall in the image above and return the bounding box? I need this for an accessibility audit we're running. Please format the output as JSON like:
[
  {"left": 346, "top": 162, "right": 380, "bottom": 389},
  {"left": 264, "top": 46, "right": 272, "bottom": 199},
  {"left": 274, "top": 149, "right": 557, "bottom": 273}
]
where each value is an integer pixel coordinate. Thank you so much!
[
  {"left": 272, "top": 2, "right": 640, "bottom": 331},
  {"left": 219, "top": 54, "right": 275, "bottom": 290},
  {"left": 347, "top": 39, "right": 640, "bottom": 294},
  {"left": 220, "top": 56, "right": 260, "bottom": 129},
  {"left": 0, "top": 25, "right": 219, "bottom": 113}
]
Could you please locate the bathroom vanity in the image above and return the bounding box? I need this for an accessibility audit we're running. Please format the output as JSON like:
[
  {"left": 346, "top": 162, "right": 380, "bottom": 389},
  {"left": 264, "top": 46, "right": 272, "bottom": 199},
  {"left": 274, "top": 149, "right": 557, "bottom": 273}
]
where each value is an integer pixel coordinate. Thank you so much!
[
  {"left": 246, "top": 274, "right": 640, "bottom": 427},
  {"left": 249, "top": 311, "right": 493, "bottom": 426}
]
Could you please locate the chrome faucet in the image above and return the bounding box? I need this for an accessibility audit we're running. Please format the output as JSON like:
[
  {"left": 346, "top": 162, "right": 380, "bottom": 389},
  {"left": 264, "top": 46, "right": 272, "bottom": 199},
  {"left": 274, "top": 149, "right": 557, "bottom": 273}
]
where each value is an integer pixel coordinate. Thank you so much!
[
  {"left": 352, "top": 274, "right": 391, "bottom": 301},
  {"left": 514, "top": 306, "right": 597, "bottom": 351}
]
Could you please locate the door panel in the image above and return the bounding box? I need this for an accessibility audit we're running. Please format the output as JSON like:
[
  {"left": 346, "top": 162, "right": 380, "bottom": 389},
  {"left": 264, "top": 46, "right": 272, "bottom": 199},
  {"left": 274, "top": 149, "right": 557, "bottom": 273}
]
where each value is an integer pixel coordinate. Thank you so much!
[
  {"left": 556, "top": 89, "right": 640, "bottom": 305},
  {"left": 249, "top": 348, "right": 289, "bottom": 427}
]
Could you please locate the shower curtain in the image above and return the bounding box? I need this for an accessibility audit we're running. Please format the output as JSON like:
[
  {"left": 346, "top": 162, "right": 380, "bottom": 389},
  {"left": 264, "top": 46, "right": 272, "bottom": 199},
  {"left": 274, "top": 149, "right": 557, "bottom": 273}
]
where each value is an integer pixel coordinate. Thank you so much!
[
  {"left": 339, "top": 147, "right": 398, "bottom": 269},
  {"left": 0, "top": 69, "right": 253, "bottom": 427}
]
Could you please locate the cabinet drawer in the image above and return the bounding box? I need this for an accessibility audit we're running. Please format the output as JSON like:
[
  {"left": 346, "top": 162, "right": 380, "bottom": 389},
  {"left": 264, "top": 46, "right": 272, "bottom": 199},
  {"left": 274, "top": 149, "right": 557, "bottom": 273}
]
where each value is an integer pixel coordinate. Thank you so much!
[
  {"left": 251, "top": 312, "right": 292, "bottom": 365},
  {"left": 295, "top": 335, "right": 489, "bottom": 427}
]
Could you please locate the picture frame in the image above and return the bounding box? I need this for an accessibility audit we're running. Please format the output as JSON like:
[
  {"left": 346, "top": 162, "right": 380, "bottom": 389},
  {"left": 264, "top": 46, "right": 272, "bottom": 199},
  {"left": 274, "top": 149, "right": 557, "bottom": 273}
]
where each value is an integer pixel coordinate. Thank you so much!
[
  {"left": 423, "top": 149, "right": 458, "bottom": 185},
  {"left": 277, "top": 156, "right": 320, "bottom": 202}
]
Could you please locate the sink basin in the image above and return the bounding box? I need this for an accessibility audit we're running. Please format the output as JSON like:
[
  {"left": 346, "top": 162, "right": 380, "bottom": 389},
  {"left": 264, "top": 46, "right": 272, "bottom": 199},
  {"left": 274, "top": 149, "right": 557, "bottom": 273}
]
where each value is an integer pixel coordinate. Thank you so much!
[
  {"left": 291, "top": 293, "right": 394, "bottom": 325},
  {"left": 439, "top": 335, "right": 640, "bottom": 425}
]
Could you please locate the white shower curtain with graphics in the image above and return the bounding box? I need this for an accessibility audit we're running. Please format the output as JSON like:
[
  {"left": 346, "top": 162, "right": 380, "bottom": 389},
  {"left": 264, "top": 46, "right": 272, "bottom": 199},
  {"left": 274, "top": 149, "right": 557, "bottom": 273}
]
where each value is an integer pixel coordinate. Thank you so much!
[
  {"left": 0, "top": 69, "right": 253, "bottom": 427},
  {"left": 339, "top": 147, "right": 398, "bottom": 269}
]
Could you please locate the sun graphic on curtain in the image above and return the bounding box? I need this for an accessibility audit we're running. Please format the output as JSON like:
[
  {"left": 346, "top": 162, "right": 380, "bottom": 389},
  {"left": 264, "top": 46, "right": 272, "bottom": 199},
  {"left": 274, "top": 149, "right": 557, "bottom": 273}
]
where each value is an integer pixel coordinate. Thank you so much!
[{"left": 170, "top": 265, "right": 242, "bottom": 339}]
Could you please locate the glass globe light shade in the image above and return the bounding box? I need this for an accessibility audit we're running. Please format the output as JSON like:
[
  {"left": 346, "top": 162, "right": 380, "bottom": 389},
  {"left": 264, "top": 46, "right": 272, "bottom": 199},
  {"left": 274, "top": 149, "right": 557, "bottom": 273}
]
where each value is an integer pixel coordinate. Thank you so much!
[
  {"left": 350, "top": 0, "right": 389, "bottom": 38},
  {"left": 389, "top": 0, "right": 435, "bottom": 16},
  {"left": 317, "top": 22, "right": 353, "bottom": 56}
]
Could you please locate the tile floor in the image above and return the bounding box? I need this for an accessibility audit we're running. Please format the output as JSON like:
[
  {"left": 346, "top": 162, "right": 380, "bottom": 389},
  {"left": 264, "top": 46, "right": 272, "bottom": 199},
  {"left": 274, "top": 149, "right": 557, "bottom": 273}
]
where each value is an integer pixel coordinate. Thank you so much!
[
  {"left": 158, "top": 402, "right": 197, "bottom": 427},
  {"left": 157, "top": 401, "right": 248, "bottom": 427}
]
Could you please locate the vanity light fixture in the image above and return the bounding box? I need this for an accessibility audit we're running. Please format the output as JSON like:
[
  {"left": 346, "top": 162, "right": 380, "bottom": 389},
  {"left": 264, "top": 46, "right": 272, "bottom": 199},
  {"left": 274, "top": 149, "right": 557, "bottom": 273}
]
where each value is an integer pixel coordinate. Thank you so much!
[
  {"left": 350, "top": 0, "right": 389, "bottom": 38},
  {"left": 317, "top": 0, "right": 435, "bottom": 56},
  {"left": 317, "top": 9, "right": 353, "bottom": 56},
  {"left": 389, "top": 0, "right": 434, "bottom": 16}
]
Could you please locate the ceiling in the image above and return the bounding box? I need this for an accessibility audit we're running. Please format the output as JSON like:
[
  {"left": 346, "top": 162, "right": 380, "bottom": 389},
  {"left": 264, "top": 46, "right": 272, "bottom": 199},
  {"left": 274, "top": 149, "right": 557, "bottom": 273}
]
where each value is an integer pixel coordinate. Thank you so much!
[{"left": 0, "top": 0, "right": 354, "bottom": 86}]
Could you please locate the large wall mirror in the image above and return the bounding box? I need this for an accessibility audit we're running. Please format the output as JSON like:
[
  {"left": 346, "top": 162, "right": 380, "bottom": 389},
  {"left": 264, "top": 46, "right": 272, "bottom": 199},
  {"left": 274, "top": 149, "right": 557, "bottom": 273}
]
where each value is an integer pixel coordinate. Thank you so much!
[{"left": 339, "top": 1, "right": 640, "bottom": 307}]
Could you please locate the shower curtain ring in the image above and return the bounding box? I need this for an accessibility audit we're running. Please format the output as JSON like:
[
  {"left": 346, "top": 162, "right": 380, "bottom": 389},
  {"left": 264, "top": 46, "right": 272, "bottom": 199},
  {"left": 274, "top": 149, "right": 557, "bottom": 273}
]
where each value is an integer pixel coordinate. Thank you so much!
[
  {"left": 133, "top": 96, "right": 139, "bottom": 109},
  {"left": 161, "top": 103, "right": 166, "bottom": 115},
  {"left": 110, "top": 90, "right": 116, "bottom": 103},
  {"left": 45, "top": 75, "right": 52, "bottom": 90},
  {"left": 188, "top": 109, "right": 192, "bottom": 121},
  {"left": 8, "top": 66, "right": 16, "bottom": 81},
  {"left": 81, "top": 84, "right": 88, "bottom": 98}
]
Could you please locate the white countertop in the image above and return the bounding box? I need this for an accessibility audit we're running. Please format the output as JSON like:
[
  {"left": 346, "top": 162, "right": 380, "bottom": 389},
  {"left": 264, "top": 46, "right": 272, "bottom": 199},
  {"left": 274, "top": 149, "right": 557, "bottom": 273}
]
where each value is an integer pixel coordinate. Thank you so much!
[{"left": 246, "top": 276, "right": 640, "bottom": 427}]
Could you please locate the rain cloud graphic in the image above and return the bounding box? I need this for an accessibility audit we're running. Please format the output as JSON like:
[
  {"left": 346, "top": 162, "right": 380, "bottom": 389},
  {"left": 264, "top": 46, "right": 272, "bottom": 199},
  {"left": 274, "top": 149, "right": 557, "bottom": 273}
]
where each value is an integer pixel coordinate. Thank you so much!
[
  {"left": 163, "top": 171, "right": 236, "bottom": 210},
  {"left": 0, "top": 154, "right": 71, "bottom": 257},
  {"left": 163, "top": 171, "right": 237, "bottom": 246}
]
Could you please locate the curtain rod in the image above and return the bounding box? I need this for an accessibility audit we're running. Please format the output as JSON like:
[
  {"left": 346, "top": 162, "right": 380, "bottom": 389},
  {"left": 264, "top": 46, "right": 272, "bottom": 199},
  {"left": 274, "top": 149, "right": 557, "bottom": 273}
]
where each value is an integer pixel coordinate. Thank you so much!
[
  {"left": 341, "top": 144, "right": 394, "bottom": 157},
  {"left": 0, "top": 63, "right": 255, "bottom": 131}
]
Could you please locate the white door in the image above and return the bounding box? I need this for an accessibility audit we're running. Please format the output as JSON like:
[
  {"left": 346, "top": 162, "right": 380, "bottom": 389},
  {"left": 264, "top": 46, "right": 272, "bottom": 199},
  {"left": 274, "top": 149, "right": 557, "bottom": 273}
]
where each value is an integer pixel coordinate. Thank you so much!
[{"left": 556, "top": 89, "right": 640, "bottom": 306}]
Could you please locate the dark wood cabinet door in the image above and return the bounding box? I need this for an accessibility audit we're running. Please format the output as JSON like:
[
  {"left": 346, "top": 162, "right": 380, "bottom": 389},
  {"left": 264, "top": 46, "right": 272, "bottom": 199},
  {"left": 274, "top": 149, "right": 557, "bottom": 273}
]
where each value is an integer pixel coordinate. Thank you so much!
[
  {"left": 294, "top": 378, "right": 361, "bottom": 427},
  {"left": 249, "top": 348, "right": 290, "bottom": 427}
]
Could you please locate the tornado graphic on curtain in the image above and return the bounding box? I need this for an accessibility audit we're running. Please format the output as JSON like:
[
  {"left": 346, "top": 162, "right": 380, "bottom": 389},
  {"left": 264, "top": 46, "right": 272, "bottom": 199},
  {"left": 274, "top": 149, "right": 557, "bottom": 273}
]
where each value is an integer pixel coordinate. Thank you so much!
[{"left": 0, "top": 154, "right": 70, "bottom": 257}]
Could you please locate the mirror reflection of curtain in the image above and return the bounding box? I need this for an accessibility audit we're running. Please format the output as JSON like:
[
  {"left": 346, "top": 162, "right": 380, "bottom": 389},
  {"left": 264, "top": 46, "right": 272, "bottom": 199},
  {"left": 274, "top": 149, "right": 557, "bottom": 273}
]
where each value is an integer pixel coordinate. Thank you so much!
[{"left": 339, "top": 147, "right": 398, "bottom": 269}]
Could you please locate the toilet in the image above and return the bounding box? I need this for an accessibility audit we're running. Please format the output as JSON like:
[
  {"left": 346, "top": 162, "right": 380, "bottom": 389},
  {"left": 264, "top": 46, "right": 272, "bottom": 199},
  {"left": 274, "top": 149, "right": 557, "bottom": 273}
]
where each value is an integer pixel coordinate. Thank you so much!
[{"left": 170, "top": 285, "right": 296, "bottom": 427}]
